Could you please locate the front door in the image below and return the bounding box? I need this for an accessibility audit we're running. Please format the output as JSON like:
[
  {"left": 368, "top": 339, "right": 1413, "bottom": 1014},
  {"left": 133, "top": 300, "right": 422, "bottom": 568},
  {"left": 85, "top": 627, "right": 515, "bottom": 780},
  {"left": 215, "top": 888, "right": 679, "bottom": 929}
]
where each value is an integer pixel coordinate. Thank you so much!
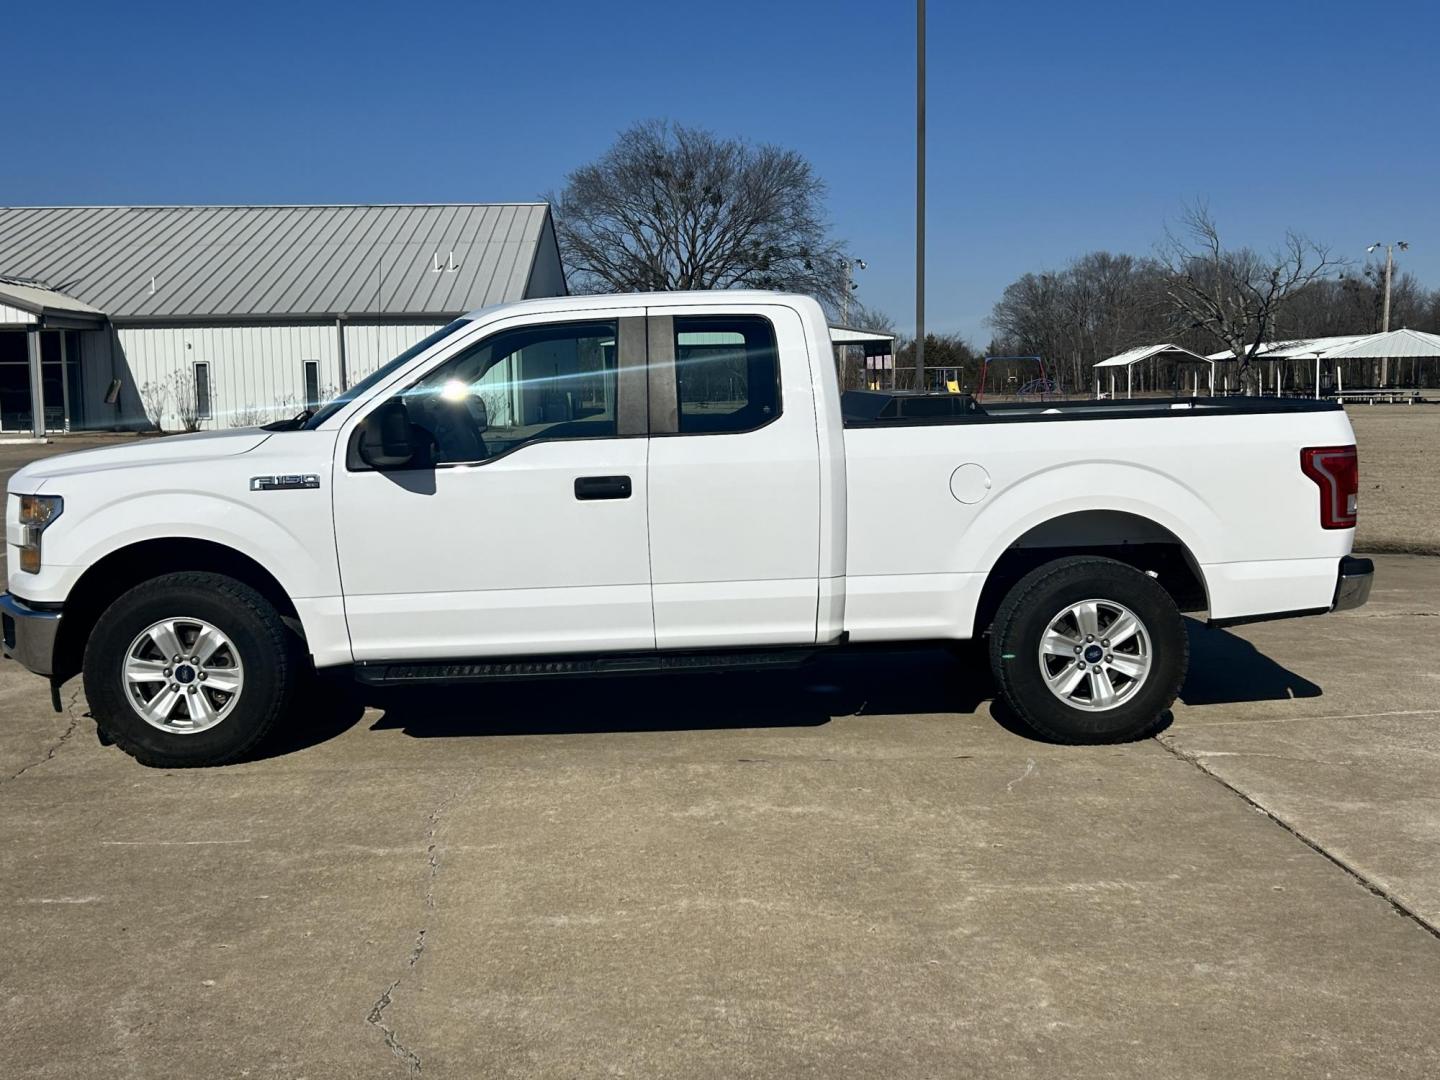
[
  {"left": 644, "top": 304, "right": 822, "bottom": 648},
  {"left": 332, "top": 310, "right": 654, "bottom": 662}
]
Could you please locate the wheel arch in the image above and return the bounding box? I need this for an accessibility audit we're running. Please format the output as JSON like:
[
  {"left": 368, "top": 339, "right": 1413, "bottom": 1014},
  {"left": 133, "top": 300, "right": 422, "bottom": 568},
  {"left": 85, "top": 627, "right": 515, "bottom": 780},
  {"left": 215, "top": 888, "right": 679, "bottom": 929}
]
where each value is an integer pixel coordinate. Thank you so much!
[
  {"left": 972, "top": 509, "right": 1209, "bottom": 637},
  {"left": 53, "top": 538, "right": 304, "bottom": 681}
]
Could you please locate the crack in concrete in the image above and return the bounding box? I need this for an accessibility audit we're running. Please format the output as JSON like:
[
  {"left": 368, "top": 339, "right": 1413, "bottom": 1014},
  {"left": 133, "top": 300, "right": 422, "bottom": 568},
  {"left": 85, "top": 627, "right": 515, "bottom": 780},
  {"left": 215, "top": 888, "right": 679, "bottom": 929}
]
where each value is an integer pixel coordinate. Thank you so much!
[
  {"left": 4, "top": 687, "right": 82, "bottom": 785},
  {"left": 1344, "top": 610, "right": 1439, "bottom": 619},
  {"left": 1186, "top": 707, "right": 1440, "bottom": 729},
  {"left": 366, "top": 781, "right": 474, "bottom": 1074},
  {"left": 1158, "top": 736, "right": 1440, "bottom": 942}
]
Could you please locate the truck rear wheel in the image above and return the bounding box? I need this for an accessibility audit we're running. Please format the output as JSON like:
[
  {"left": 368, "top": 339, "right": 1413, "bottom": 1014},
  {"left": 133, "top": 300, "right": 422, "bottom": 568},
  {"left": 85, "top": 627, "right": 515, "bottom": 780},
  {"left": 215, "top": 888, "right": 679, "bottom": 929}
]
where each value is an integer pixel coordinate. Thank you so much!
[
  {"left": 83, "top": 572, "right": 302, "bottom": 767},
  {"left": 988, "top": 556, "right": 1187, "bottom": 744}
]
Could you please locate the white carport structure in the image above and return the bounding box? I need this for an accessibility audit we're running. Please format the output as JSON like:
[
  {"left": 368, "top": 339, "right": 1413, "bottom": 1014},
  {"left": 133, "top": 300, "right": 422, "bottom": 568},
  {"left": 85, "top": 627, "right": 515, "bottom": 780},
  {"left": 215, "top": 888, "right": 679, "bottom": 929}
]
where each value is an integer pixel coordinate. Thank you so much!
[
  {"left": 1316, "top": 328, "right": 1440, "bottom": 395},
  {"left": 1093, "top": 343, "right": 1216, "bottom": 399},
  {"left": 1207, "top": 330, "right": 1440, "bottom": 397},
  {"left": 1206, "top": 336, "right": 1368, "bottom": 398}
]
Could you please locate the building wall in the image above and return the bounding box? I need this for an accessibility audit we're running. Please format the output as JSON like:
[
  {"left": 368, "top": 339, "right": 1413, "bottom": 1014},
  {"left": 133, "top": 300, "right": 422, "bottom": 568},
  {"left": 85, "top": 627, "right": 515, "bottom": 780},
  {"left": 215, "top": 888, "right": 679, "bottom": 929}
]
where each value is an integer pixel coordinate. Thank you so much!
[
  {"left": 101, "top": 320, "right": 452, "bottom": 431},
  {"left": 523, "top": 215, "right": 568, "bottom": 299},
  {"left": 115, "top": 323, "right": 341, "bottom": 430},
  {"left": 342, "top": 321, "right": 449, "bottom": 385},
  {"left": 0, "top": 302, "right": 38, "bottom": 326}
]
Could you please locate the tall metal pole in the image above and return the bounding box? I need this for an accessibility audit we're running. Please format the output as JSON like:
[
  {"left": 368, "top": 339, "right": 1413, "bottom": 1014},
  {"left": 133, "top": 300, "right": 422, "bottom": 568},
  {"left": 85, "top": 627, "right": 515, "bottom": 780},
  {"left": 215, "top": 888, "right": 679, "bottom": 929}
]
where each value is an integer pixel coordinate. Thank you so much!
[
  {"left": 1369, "top": 240, "right": 1408, "bottom": 386},
  {"left": 1381, "top": 244, "right": 1393, "bottom": 388},
  {"left": 914, "top": 0, "right": 926, "bottom": 393},
  {"left": 1381, "top": 244, "right": 1394, "bottom": 333}
]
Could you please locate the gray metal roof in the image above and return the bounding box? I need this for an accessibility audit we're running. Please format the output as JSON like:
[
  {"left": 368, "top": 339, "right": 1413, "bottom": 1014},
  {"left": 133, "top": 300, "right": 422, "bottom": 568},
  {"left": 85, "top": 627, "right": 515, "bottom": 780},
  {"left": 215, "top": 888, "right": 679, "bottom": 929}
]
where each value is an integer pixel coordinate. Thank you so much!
[
  {"left": 0, "top": 277, "right": 105, "bottom": 318},
  {"left": 0, "top": 204, "right": 557, "bottom": 321}
]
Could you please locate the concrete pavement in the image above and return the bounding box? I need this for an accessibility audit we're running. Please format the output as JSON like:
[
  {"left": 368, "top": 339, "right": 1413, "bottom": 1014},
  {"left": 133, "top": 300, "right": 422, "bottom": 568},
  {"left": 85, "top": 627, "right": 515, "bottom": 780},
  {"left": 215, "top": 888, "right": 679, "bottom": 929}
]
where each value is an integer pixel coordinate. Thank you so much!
[
  {"left": 1164, "top": 554, "right": 1440, "bottom": 927},
  {"left": 2, "top": 555, "right": 1439, "bottom": 1078},
  {"left": 3, "top": 438, "right": 1438, "bottom": 1077}
]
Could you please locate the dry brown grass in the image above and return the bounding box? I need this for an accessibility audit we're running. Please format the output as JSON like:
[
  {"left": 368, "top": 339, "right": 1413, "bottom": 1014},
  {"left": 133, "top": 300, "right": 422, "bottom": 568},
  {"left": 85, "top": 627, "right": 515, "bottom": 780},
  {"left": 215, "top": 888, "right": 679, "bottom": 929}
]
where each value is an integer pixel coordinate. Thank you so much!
[{"left": 1349, "top": 405, "right": 1440, "bottom": 555}]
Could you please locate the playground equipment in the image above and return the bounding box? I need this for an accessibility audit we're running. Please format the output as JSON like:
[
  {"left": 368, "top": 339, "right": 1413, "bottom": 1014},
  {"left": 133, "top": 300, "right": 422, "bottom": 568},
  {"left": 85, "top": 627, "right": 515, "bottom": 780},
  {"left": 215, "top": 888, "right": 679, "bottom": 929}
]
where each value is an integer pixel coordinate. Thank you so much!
[{"left": 977, "top": 356, "right": 1057, "bottom": 401}]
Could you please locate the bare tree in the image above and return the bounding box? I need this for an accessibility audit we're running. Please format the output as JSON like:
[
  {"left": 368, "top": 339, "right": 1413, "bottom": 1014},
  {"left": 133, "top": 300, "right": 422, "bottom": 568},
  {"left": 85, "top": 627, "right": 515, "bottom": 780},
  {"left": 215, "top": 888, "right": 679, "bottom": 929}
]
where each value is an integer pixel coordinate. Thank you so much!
[
  {"left": 989, "top": 253, "right": 1171, "bottom": 392},
  {"left": 171, "top": 370, "right": 201, "bottom": 433},
  {"left": 548, "top": 120, "right": 850, "bottom": 310},
  {"left": 845, "top": 302, "right": 896, "bottom": 336},
  {"left": 1159, "top": 203, "right": 1341, "bottom": 391},
  {"left": 137, "top": 378, "right": 171, "bottom": 432},
  {"left": 137, "top": 370, "right": 203, "bottom": 432}
]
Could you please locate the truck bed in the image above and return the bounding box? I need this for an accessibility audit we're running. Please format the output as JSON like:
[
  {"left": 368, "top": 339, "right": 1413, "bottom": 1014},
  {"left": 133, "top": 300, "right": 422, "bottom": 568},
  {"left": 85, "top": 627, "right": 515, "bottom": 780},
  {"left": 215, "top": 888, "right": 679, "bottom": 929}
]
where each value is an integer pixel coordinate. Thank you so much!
[{"left": 840, "top": 390, "right": 1345, "bottom": 427}]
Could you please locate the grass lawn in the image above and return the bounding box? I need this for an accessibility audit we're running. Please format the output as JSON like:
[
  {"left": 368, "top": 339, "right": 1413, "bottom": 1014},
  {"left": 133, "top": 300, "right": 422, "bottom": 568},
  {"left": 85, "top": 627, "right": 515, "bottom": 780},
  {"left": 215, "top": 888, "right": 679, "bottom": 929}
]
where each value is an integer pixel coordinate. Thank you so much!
[{"left": 1349, "top": 405, "right": 1440, "bottom": 555}]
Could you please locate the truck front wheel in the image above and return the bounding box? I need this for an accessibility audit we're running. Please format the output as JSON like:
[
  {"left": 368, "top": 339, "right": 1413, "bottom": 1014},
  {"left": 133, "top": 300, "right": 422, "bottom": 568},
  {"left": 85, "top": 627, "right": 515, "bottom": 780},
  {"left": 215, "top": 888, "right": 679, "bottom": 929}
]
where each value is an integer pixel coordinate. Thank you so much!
[
  {"left": 988, "top": 557, "right": 1188, "bottom": 743},
  {"left": 83, "top": 572, "right": 302, "bottom": 767}
]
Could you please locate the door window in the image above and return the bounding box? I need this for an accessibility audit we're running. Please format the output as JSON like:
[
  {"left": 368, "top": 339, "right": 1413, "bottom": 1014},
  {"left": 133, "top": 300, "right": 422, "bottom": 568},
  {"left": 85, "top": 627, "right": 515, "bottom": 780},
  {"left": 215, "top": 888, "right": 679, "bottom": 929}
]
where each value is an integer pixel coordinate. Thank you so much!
[
  {"left": 391, "top": 320, "right": 619, "bottom": 466},
  {"left": 673, "top": 316, "right": 780, "bottom": 434}
]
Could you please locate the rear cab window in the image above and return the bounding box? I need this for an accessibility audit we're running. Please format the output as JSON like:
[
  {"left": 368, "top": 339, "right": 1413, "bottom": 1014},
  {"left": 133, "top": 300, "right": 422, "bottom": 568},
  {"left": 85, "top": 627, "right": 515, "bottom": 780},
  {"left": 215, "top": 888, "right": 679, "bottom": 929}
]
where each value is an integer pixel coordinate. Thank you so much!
[{"left": 673, "top": 316, "right": 780, "bottom": 434}]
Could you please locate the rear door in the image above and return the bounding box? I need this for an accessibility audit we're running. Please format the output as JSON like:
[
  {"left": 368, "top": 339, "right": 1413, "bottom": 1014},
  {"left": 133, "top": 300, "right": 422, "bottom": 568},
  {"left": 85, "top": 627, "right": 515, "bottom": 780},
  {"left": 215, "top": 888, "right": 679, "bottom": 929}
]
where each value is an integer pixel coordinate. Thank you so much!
[{"left": 644, "top": 304, "right": 822, "bottom": 648}]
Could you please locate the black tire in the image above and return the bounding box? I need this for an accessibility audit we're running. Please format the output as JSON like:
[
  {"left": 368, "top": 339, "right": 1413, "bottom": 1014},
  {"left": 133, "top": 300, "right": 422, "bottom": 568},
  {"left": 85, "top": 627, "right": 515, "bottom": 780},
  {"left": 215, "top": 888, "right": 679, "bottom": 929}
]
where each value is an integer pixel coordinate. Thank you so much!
[
  {"left": 83, "top": 572, "right": 302, "bottom": 767},
  {"left": 987, "top": 556, "right": 1187, "bottom": 744}
]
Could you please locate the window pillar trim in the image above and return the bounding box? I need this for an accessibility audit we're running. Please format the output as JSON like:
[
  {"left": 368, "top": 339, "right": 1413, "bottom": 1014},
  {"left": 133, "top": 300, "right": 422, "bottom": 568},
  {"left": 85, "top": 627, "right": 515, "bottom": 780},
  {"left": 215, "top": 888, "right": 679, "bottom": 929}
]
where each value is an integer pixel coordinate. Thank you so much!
[
  {"left": 616, "top": 316, "right": 649, "bottom": 437},
  {"left": 646, "top": 314, "right": 678, "bottom": 434}
]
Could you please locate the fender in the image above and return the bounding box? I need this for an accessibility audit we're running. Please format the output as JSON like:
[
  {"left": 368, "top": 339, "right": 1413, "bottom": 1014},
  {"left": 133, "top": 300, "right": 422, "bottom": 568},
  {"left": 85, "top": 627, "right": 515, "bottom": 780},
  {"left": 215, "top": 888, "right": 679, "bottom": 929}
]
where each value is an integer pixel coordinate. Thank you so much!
[
  {"left": 33, "top": 489, "right": 341, "bottom": 606},
  {"left": 964, "top": 460, "right": 1220, "bottom": 579}
]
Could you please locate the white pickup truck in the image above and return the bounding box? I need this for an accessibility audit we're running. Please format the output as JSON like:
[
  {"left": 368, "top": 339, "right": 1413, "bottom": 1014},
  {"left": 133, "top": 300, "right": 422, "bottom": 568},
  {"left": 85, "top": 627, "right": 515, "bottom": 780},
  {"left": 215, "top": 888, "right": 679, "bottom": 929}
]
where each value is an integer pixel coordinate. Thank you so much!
[{"left": 3, "top": 291, "right": 1372, "bottom": 766}]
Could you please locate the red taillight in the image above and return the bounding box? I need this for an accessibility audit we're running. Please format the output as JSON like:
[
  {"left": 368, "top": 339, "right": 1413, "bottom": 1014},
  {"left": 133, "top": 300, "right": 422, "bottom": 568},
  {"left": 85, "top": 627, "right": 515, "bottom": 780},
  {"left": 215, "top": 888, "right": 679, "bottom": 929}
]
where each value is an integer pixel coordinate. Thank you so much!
[{"left": 1300, "top": 445, "right": 1358, "bottom": 529}]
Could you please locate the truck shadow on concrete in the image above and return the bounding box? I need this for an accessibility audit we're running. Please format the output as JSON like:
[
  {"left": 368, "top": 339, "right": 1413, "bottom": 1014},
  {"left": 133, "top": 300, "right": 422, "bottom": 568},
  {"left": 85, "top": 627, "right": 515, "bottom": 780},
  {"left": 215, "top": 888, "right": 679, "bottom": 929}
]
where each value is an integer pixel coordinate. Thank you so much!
[
  {"left": 1177, "top": 619, "right": 1323, "bottom": 706},
  {"left": 262, "top": 618, "right": 1321, "bottom": 757},
  {"left": 361, "top": 646, "right": 975, "bottom": 742}
]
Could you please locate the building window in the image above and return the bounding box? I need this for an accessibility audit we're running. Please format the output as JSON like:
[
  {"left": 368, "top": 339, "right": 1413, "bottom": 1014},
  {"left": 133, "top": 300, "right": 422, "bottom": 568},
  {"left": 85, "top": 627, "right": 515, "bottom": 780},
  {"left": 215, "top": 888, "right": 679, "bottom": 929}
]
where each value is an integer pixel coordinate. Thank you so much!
[
  {"left": 303, "top": 360, "right": 320, "bottom": 413},
  {"left": 193, "top": 362, "right": 212, "bottom": 420},
  {"left": 673, "top": 316, "right": 781, "bottom": 434}
]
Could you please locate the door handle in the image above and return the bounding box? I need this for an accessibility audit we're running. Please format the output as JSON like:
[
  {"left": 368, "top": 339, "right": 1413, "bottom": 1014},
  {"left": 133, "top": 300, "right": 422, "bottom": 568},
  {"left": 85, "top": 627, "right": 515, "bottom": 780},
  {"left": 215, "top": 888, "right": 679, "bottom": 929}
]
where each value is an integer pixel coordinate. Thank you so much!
[{"left": 574, "top": 475, "right": 632, "bottom": 501}]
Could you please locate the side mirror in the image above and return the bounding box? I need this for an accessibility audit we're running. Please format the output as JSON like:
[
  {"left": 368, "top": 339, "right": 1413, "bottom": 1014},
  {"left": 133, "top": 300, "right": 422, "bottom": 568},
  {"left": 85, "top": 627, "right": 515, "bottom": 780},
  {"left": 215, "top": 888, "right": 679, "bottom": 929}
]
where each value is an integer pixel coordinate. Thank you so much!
[{"left": 357, "top": 399, "right": 414, "bottom": 469}]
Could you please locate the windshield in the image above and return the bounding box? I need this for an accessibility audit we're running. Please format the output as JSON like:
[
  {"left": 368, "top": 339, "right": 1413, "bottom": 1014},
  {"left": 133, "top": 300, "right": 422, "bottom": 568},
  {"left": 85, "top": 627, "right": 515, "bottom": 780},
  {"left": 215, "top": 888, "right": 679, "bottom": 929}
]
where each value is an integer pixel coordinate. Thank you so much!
[{"left": 302, "top": 318, "right": 473, "bottom": 429}]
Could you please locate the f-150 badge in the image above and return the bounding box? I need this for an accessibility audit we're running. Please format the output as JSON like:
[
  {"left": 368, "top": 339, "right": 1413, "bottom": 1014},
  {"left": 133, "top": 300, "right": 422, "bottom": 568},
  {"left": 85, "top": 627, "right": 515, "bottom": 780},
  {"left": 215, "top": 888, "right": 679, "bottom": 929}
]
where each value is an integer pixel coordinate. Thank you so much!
[{"left": 250, "top": 474, "right": 321, "bottom": 491}]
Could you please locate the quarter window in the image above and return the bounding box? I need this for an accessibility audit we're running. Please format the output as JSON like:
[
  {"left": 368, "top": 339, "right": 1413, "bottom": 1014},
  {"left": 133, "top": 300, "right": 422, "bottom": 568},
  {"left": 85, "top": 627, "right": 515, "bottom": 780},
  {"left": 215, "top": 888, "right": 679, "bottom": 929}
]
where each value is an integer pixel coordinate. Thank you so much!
[
  {"left": 393, "top": 320, "right": 618, "bottom": 466},
  {"left": 673, "top": 316, "right": 780, "bottom": 434}
]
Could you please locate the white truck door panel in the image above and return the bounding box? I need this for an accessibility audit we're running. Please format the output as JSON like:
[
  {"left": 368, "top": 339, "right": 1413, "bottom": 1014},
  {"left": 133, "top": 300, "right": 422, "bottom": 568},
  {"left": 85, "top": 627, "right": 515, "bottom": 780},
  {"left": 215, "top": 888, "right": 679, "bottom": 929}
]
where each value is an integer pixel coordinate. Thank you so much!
[
  {"left": 333, "top": 311, "right": 653, "bottom": 661},
  {"left": 645, "top": 305, "right": 821, "bottom": 648}
]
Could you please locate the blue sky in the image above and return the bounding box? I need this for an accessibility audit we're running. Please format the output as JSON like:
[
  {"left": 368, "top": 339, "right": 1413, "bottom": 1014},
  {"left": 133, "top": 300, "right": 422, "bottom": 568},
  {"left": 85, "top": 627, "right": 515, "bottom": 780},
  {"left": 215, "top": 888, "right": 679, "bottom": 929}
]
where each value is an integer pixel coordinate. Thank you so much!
[{"left": 6, "top": 0, "right": 1438, "bottom": 342}]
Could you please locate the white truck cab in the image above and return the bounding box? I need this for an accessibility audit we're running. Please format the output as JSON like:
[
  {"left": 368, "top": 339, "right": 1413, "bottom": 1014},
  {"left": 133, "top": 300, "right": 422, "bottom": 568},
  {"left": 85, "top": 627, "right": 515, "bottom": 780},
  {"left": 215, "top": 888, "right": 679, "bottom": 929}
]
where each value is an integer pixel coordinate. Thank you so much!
[{"left": 3, "top": 291, "right": 1372, "bottom": 766}]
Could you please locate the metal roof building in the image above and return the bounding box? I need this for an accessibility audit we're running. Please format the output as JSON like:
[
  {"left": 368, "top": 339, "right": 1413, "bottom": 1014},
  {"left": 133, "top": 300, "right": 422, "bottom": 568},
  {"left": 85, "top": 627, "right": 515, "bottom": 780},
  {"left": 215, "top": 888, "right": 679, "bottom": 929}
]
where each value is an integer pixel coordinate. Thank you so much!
[{"left": 0, "top": 203, "right": 566, "bottom": 435}]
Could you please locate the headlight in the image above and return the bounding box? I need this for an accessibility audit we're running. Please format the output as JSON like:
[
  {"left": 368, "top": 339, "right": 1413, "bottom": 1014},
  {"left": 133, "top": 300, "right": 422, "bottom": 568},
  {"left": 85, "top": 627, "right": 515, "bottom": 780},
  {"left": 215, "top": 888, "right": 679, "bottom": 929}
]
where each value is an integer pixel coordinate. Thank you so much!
[{"left": 17, "top": 495, "right": 63, "bottom": 574}]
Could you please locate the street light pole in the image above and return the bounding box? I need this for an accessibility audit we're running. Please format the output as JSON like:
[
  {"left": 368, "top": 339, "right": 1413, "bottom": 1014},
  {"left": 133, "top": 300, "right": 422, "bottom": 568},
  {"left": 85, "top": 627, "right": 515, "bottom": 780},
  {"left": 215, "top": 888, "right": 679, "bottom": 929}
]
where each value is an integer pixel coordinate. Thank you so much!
[
  {"left": 841, "top": 257, "right": 866, "bottom": 327},
  {"left": 1381, "top": 243, "right": 1395, "bottom": 332},
  {"left": 915, "top": 0, "right": 926, "bottom": 393},
  {"left": 1368, "top": 240, "right": 1409, "bottom": 387}
]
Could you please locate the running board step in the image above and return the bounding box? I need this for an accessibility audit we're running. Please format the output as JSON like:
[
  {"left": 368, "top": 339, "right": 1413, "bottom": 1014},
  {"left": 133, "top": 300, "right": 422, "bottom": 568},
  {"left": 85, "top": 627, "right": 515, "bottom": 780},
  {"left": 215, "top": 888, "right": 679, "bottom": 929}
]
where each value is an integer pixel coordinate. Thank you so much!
[{"left": 354, "top": 648, "right": 822, "bottom": 686}]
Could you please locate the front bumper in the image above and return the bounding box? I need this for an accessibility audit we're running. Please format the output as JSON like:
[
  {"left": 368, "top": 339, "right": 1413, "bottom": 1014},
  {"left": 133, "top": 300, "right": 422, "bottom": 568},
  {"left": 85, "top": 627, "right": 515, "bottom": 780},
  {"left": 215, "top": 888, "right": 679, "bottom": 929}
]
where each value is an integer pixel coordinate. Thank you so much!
[
  {"left": 0, "top": 593, "right": 61, "bottom": 677},
  {"left": 1332, "top": 555, "right": 1374, "bottom": 612}
]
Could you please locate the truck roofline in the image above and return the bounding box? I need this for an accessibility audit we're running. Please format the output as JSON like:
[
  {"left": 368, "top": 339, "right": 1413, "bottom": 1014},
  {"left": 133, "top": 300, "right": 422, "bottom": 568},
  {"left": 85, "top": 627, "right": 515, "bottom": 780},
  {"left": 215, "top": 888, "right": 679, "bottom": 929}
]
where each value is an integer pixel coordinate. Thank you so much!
[{"left": 461, "top": 290, "right": 809, "bottom": 322}]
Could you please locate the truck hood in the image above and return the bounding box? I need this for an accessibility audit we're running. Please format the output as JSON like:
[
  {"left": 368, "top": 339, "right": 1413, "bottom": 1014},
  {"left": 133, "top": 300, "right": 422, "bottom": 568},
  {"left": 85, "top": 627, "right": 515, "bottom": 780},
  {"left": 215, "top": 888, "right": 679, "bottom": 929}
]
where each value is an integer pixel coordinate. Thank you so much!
[{"left": 7, "top": 429, "right": 274, "bottom": 492}]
